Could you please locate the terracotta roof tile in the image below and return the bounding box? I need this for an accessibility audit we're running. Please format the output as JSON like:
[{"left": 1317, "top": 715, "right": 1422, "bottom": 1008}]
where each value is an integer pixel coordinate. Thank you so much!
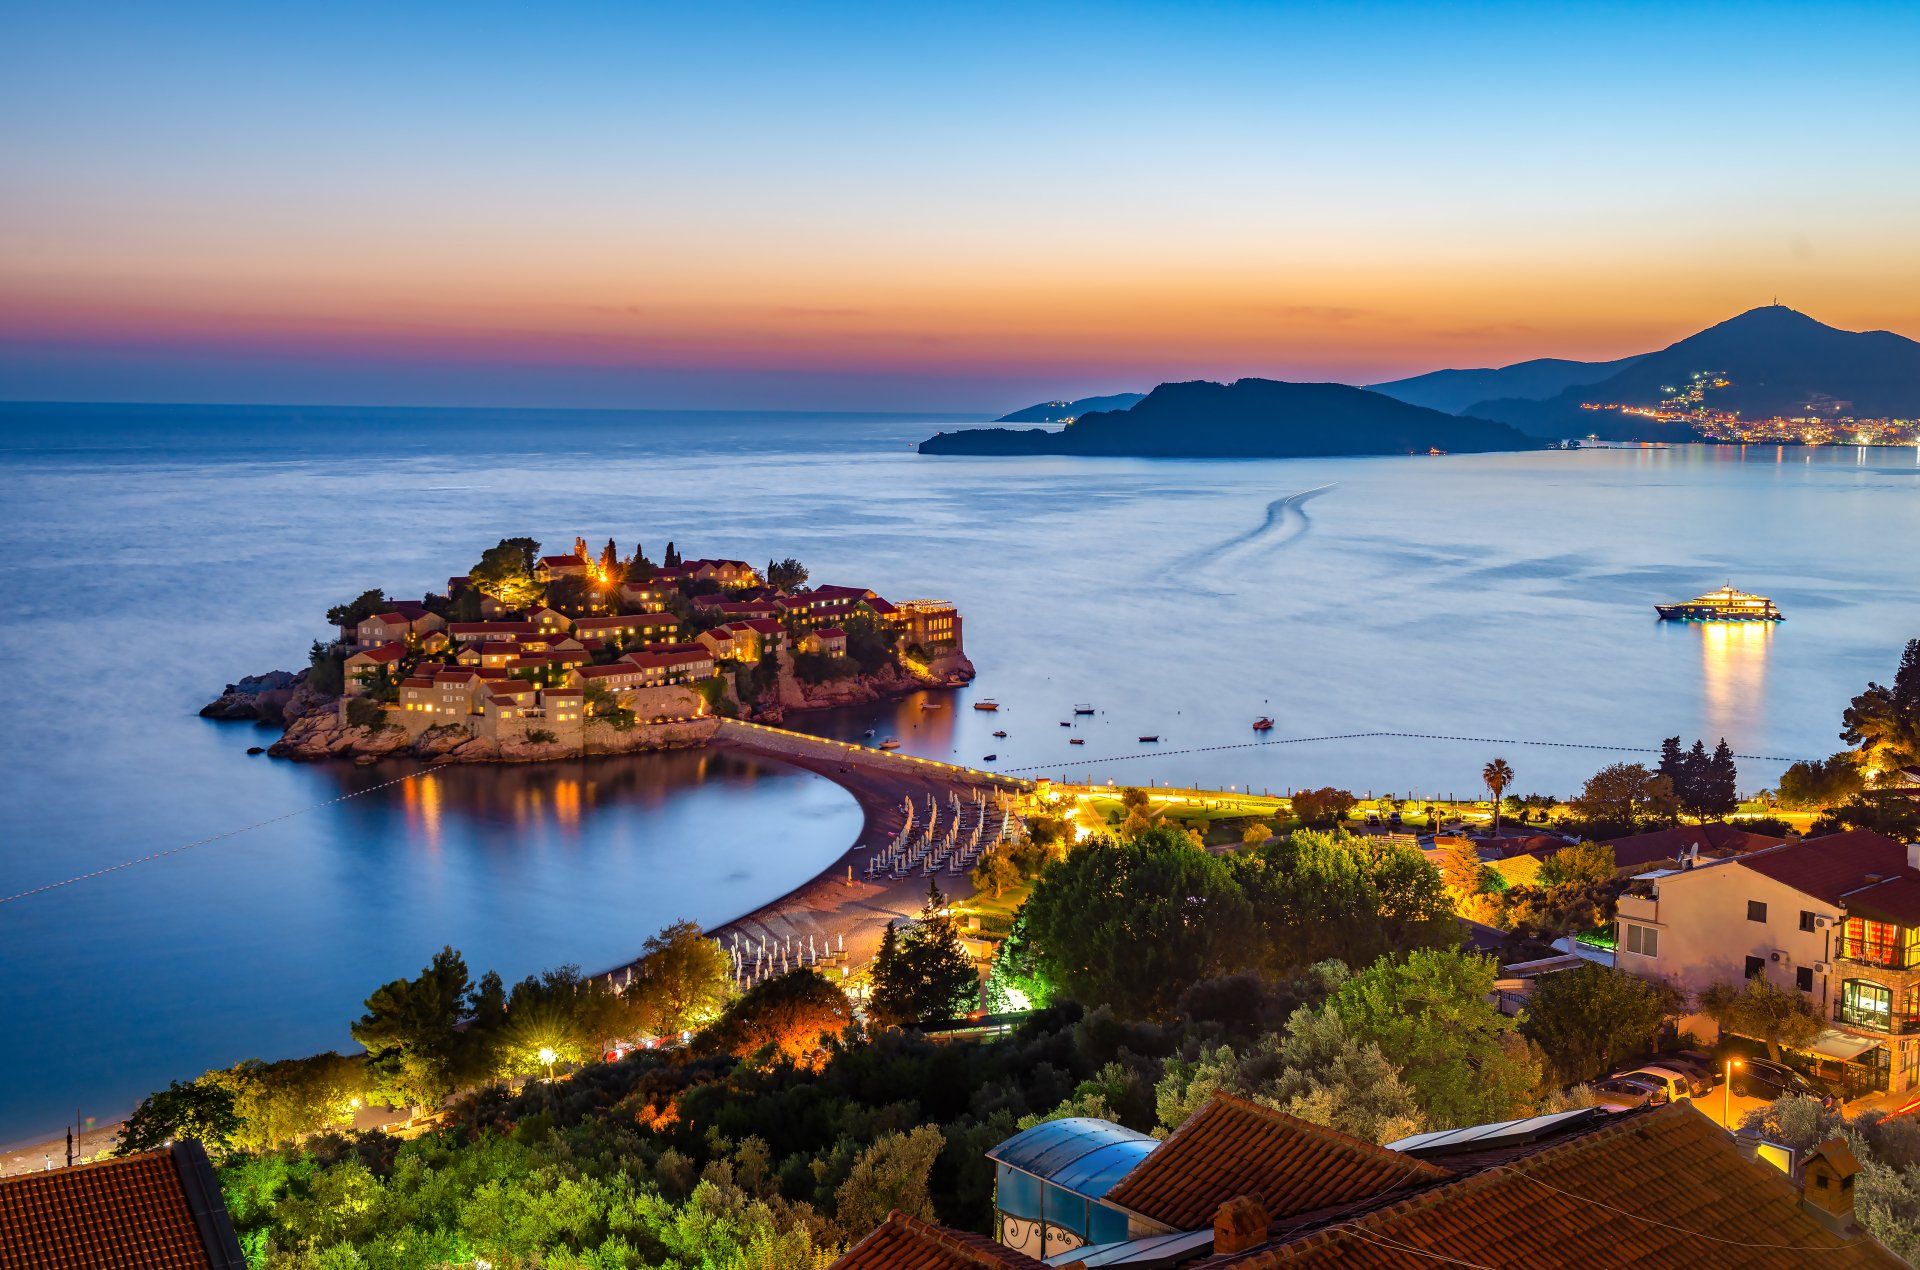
[
  {"left": 1738, "top": 830, "right": 1911, "bottom": 906},
  {"left": 830, "top": 1209, "right": 1050, "bottom": 1270},
  {"left": 1102, "top": 1095, "right": 1449, "bottom": 1231},
  {"left": 1210, "top": 1104, "right": 1901, "bottom": 1268},
  {"left": 0, "top": 1143, "right": 244, "bottom": 1269},
  {"left": 1600, "top": 823, "right": 1789, "bottom": 870}
]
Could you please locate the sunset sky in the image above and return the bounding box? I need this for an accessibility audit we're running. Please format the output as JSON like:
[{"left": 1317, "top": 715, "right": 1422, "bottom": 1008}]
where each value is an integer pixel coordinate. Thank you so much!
[{"left": 4, "top": 1, "right": 1918, "bottom": 411}]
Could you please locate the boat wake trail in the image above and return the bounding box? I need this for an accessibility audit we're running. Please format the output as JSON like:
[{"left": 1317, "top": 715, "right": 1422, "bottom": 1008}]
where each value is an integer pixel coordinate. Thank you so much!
[{"left": 1170, "top": 484, "right": 1336, "bottom": 579}]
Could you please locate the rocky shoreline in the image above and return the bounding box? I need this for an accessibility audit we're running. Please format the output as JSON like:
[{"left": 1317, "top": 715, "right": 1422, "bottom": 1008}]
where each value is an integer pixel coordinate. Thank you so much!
[{"left": 203, "top": 652, "right": 975, "bottom": 765}]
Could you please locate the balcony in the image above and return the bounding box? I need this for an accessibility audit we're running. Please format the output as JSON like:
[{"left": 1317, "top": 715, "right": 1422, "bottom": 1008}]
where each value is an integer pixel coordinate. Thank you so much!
[
  {"left": 1834, "top": 1004, "right": 1920, "bottom": 1035},
  {"left": 1615, "top": 892, "right": 1658, "bottom": 924}
]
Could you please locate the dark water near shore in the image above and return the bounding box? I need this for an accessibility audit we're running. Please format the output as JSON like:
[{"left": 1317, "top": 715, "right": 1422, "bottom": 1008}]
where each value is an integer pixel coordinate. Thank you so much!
[{"left": 3, "top": 401, "right": 1919, "bottom": 1141}]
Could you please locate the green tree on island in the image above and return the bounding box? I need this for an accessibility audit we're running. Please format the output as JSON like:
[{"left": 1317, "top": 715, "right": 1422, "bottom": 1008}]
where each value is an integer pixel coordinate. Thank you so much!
[
  {"left": 870, "top": 880, "right": 979, "bottom": 1027},
  {"left": 324, "top": 588, "right": 389, "bottom": 631},
  {"left": 766, "top": 556, "right": 809, "bottom": 590},
  {"left": 468, "top": 537, "right": 542, "bottom": 610},
  {"left": 1482, "top": 757, "right": 1514, "bottom": 834}
]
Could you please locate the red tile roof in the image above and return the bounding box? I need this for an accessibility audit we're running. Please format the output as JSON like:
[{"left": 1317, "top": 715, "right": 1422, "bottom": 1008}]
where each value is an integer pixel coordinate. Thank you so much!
[
  {"left": 0, "top": 1143, "right": 245, "bottom": 1269},
  {"left": 1737, "top": 830, "right": 1911, "bottom": 906},
  {"left": 829, "top": 1210, "right": 1049, "bottom": 1270},
  {"left": 575, "top": 664, "right": 639, "bottom": 680},
  {"left": 1601, "top": 823, "right": 1790, "bottom": 871},
  {"left": 1210, "top": 1103, "right": 1900, "bottom": 1268},
  {"left": 347, "top": 642, "right": 406, "bottom": 663},
  {"left": 1101, "top": 1095, "right": 1448, "bottom": 1231},
  {"left": 448, "top": 622, "right": 534, "bottom": 638}
]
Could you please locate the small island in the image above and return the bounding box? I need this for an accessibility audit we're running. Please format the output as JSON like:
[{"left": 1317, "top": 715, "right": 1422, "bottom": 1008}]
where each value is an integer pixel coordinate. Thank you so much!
[
  {"left": 203, "top": 538, "right": 972, "bottom": 763},
  {"left": 920, "top": 377, "right": 1537, "bottom": 458}
]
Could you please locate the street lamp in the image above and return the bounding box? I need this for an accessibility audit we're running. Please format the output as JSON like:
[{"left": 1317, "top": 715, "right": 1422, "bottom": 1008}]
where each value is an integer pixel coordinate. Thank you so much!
[
  {"left": 538, "top": 1046, "right": 558, "bottom": 1084},
  {"left": 1724, "top": 1058, "right": 1742, "bottom": 1129}
]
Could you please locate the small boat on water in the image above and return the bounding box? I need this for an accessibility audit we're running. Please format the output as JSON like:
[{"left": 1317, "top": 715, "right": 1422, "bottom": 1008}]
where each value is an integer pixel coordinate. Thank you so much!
[
  {"left": 1059, "top": 720, "right": 1072, "bottom": 727},
  {"left": 1253, "top": 716, "right": 1274, "bottom": 731},
  {"left": 1074, "top": 704, "right": 1096, "bottom": 715},
  {"left": 992, "top": 729, "right": 1008, "bottom": 738},
  {"left": 983, "top": 753, "right": 997, "bottom": 761},
  {"left": 1139, "top": 735, "right": 1160, "bottom": 743},
  {"left": 1069, "top": 738, "right": 1085, "bottom": 745},
  {"left": 1655, "top": 584, "right": 1783, "bottom": 622},
  {"left": 878, "top": 738, "right": 901, "bottom": 750},
  {"left": 972, "top": 700, "right": 1000, "bottom": 711},
  {"left": 862, "top": 728, "right": 875, "bottom": 738},
  {"left": 921, "top": 701, "right": 943, "bottom": 710}
]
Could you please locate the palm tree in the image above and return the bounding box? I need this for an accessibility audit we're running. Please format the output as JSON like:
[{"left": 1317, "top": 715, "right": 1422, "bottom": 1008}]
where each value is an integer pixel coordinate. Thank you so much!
[{"left": 1482, "top": 758, "right": 1514, "bottom": 834}]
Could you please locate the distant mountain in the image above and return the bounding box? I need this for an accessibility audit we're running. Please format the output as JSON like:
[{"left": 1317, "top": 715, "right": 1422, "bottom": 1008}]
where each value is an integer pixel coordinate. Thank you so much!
[
  {"left": 1465, "top": 306, "right": 1920, "bottom": 439},
  {"left": 1369, "top": 354, "right": 1645, "bottom": 414},
  {"left": 921, "top": 378, "right": 1536, "bottom": 458},
  {"left": 995, "top": 392, "right": 1146, "bottom": 423}
]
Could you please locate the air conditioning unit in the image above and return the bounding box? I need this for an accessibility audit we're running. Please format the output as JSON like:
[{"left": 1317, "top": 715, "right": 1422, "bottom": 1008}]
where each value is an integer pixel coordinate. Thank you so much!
[
  {"left": 1815, "top": 962, "right": 1832, "bottom": 974},
  {"left": 1817, "top": 916, "right": 1831, "bottom": 928},
  {"left": 1770, "top": 950, "right": 1790, "bottom": 963}
]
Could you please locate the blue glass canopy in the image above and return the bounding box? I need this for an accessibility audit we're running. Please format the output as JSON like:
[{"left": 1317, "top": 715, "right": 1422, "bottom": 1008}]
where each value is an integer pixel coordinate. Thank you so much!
[{"left": 988, "top": 1117, "right": 1157, "bottom": 1199}]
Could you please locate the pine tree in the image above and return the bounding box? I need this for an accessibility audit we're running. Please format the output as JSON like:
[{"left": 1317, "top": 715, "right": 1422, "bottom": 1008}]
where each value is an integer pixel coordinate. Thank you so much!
[
  {"left": 1657, "top": 736, "right": 1686, "bottom": 791},
  {"left": 1704, "top": 739, "right": 1739, "bottom": 819},
  {"left": 869, "top": 881, "right": 978, "bottom": 1026}
]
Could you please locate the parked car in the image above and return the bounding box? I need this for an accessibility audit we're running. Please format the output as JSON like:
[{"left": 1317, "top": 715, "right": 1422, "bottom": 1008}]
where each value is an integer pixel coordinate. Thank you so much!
[
  {"left": 1659, "top": 1050, "right": 1722, "bottom": 1089},
  {"left": 1591, "top": 1074, "right": 1670, "bottom": 1111},
  {"left": 1616, "top": 1064, "right": 1705, "bottom": 1101},
  {"left": 1733, "top": 1057, "right": 1838, "bottom": 1108}
]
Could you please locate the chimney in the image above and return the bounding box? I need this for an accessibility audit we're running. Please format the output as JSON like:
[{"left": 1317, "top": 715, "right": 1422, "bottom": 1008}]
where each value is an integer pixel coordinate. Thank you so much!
[
  {"left": 1800, "top": 1138, "right": 1862, "bottom": 1235},
  {"left": 1213, "top": 1195, "right": 1269, "bottom": 1257},
  {"left": 1907, "top": 842, "right": 1920, "bottom": 872}
]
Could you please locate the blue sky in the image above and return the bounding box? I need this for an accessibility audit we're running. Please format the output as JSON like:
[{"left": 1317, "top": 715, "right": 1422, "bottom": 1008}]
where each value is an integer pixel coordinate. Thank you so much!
[{"left": 3, "top": 1, "right": 1917, "bottom": 410}]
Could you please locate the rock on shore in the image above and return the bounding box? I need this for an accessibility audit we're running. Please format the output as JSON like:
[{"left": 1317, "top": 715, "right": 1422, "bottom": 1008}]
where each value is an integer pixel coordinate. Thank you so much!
[
  {"left": 269, "top": 711, "right": 721, "bottom": 763},
  {"left": 750, "top": 650, "right": 975, "bottom": 723},
  {"left": 199, "top": 669, "right": 330, "bottom": 723},
  {"left": 215, "top": 648, "right": 975, "bottom": 762}
]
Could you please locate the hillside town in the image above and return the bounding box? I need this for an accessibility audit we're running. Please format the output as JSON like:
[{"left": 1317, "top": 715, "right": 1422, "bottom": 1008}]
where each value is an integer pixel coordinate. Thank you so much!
[{"left": 239, "top": 537, "right": 969, "bottom": 761}]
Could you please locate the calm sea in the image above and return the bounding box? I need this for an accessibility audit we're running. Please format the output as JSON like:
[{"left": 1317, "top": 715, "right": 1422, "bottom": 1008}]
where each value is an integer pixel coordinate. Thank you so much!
[{"left": 1, "top": 401, "right": 1918, "bottom": 1142}]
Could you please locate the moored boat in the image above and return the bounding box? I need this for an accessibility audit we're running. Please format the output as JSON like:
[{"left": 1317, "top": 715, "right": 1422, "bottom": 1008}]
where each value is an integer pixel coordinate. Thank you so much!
[
  {"left": 992, "top": 729, "right": 1008, "bottom": 738},
  {"left": 1655, "top": 584, "right": 1783, "bottom": 622},
  {"left": 1253, "top": 716, "right": 1275, "bottom": 731},
  {"left": 1074, "top": 704, "right": 1096, "bottom": 715},
  {"left": 878, "top": 738, "right": 901, "bottom": 750},
  {"left": 973, "top": 700, "right": 1000, "bottom": 711},
  {"left": 983, "top": 753, "right": 997, "bottom": 761},
  {"left": 1069, "top": 738, "right": 1085, "bottom": 745},
  {"left": 1139, "top": 735, "right": 1160, "bottom": 743}
]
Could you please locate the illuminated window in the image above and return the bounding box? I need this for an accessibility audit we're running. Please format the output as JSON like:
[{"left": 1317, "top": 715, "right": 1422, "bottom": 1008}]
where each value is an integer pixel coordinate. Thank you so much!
[
  {"left": 1844, "top": 919, "right": 1902, "bottom": 966},
  {"left": 1842, "top": 979, "right": 1893, "bottom": 1030}
]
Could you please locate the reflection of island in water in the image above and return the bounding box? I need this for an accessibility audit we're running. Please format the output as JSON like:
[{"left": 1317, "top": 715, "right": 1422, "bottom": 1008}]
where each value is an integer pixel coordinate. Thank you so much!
[
  {"left": 312, "top": 749, "right": 796, "bottom": 850},
  {"left": 1698, "top": 620, "right": 1773, "bottom": 741}
]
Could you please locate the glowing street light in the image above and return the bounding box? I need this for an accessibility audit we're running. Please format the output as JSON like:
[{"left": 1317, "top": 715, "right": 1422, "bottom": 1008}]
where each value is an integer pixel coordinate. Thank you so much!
[
  {"left": 1723, "top": 1058, "right": 1742, "bottom": 1129},
  {"left": 538, "top": 1046, "right": 558, "bottom": 1083}
]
